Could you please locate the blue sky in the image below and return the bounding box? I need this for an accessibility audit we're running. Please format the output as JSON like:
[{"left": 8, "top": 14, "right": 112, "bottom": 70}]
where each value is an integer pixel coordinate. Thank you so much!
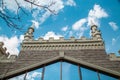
[{"left": 0, "top": 0, "right": 120, "bottom": 56}]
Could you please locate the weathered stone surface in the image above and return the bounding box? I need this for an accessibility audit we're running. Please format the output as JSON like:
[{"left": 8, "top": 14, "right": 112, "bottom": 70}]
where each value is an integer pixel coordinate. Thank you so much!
[
  {"left": 0, "top": 50, "right": 59, "bottom": 79},
  {"left": 0, "top": 49, "right": 120, "bottom": 79},
  {"left": 65, "top": 49, "right": 120, "bottom": 72}
]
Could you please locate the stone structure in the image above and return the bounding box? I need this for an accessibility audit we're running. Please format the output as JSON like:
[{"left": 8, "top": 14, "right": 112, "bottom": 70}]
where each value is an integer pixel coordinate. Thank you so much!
[
  {"left": 0, "top": 42, "right": 16, "bottom": 63},
  {"left": 108, "top": 53, "right": 120, "bottom": 61},
  {"left": 0, "top": 24, "right": 120, "bottom": 79}
]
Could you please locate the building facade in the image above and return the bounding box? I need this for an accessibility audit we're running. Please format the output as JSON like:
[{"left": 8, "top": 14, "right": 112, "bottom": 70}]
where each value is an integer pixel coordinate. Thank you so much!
[{"left": 0, "top": 24, "right": 120, "bottom": 80}]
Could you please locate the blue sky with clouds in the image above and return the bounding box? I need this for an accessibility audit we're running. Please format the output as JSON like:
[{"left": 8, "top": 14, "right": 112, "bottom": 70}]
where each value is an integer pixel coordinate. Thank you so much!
[{"left": 0, "top": 0, "right": 120, "bottom": 55}]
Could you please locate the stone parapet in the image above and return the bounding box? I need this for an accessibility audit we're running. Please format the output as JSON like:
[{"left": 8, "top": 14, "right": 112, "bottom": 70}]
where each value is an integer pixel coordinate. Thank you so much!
[
  {"left": 0, "top": 42, "right": 17, "bottom": 63},
  {"left": 22, "top": 24, "right": 105, "bottom": 51},
  {"left": 0, "top": 42, "right": 8, "bottom": 56},
  {"left": 21, "top": 37, "right": 105, "bottom": 51},
  {"left": 108, "top": 53, "right": 120, "bottom": 61}
]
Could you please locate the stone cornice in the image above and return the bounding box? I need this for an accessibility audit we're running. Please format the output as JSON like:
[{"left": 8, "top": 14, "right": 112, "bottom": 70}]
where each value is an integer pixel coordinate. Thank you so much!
[{"left": 21, "top": 37, "right": 105, "bottom": 51}]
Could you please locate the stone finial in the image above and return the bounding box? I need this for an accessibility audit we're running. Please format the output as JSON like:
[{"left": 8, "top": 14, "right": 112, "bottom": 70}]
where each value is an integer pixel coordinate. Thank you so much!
[
  {"left": 91, "top": 24, "right": 102, "bottom": 40},
  {"left": 28, "top": 23, "right": 35, "bottom": 34},
  {"left": 24, "top": 24, "right": 35, "bottom": 41}
]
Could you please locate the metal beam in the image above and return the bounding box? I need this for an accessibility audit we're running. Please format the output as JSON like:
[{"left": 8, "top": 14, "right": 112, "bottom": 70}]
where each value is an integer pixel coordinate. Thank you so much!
[
  {"left": 60, "top": 61, "right": 62, "bottom": 80},
  {"left": 78, "top": 65, "right": 82, "bottom": 80},
  {"left": 41, "top": 65, "right": 45, "bottom": 80}
]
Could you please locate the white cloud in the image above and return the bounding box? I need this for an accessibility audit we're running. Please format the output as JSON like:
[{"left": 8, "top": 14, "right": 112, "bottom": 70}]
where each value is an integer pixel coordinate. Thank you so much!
[
  {"left": 31, "top": 0, "right": 76, "bottom": 25},
  {"left": 32, "top": 20, "right": 39, "bottom": 29},
  {"left": 111, "top": 36, "right": 120, "bottom": 46},
  {"left": 71, "top": 18, "right": 88, "bottom": 38},
  {"left": 42, "top": 31, "right": 62, "bottom": 40},
  {"left": 20, "top": 35, "right": 24, "bottom": 42},
  {"left": 72, "top": 18, "right": 87, "bottom": 31},
  {"left": 3, "top": 0, "right": 31, "bottom": 13},
  {"left": 31, "top": 72, "right": 42, "bottom": 78},
  {"left": 2, "top": 0, "right": 76, "bottom": 26},
  {"left": 112, "top": 38, "right": 116, "bottom": 45},
  {"left": 26, "top": 71, "right": 42, "bottom": 80},
  {"left": 87, "top": 17, "right": 99, "bottom": 26},
  {"left": 32, "top": 0, "right": 64, "bottom": 24},
  {"left": 39, "top": 0, "right": 64, "bottom": 24},
  {"left": 65, "top": 0, "right": 76, "bottom": 6},
  {"left": 70, "top": 4, "right": 108, "bottom": 38},
  {"left": 88, "top": 4, "right": 108, "bottom": 18},
  {"left": 9, "top": 74, "right": 25, "bottom": 80},
  {"left": 9, "top": 71, "right": 42, "bottom": 80},
  {"left": 32, "top": 10, "right": 40, "bottom": 20},
  {"left": 88, "top": 4, "right": 108, "bottom": 26},
  {"left": 61, "top": 26, "right": 68, "bottom": 31},
  {"left": 50, "top": 0, "right": 64, "bottom": 13},
  {"left": 0, "top": 35, "right": 24, "bottom": 55},
  {"left": 39, "top": 11, "right": 51, "bottom": 24},
  {"left": 2, "top": 0, "right": 64, "bottom": 22},
  {"left": 68, "top": 31, "right": 73, "bottom": 37},
  {"left": 109, "top": 22, "right": 119, "bottom": 31},
  {"left": 31, "top": 0, "right": 65, "bottom": 25},
  {"left": 3, "top": 0, "right": 18, "bottom": 13}
]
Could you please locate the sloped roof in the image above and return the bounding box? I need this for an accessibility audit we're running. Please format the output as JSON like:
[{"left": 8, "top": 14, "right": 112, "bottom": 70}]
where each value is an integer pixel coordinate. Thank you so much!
[{"left": 0, "top": 49, "right": 120, "bottom": 79}]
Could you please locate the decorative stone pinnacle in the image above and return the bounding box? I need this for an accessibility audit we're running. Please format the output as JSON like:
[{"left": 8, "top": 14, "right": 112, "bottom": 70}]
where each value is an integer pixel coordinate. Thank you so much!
[
  {"left": 91, "top": 25, "right": 97, "bottom": 31},
  {"left": 91, "top": 24, "right": 102, "bottom": 40},
  {"left": 0, "top": 42, "right": 10, "bottom": 57},
  {"left": 28, "top": 23, "right": 35, "bottom": 33},
  {"left": 24, "top": 24, "right": 35, "bottom": 41}
]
